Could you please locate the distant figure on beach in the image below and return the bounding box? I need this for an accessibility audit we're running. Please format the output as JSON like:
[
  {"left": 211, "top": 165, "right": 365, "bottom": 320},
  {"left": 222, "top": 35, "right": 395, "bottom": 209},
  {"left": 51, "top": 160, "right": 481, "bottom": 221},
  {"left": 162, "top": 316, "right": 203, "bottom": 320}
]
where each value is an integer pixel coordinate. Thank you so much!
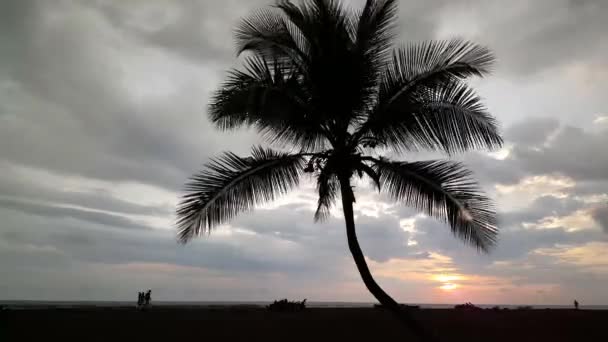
[
  {"left": 574, "top": 300, "right": 579, "bottom": 310},
  {"left": 145, "top": 290, "right": 151, "bottom": 306}
]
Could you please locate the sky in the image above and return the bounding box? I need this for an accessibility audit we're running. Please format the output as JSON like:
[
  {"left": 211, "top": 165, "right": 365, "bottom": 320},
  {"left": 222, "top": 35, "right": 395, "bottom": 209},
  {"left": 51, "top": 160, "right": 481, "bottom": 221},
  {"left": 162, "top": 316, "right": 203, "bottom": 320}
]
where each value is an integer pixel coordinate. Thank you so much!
[{"left": 0, "top": 0, "right": 607, "bottom": 305}]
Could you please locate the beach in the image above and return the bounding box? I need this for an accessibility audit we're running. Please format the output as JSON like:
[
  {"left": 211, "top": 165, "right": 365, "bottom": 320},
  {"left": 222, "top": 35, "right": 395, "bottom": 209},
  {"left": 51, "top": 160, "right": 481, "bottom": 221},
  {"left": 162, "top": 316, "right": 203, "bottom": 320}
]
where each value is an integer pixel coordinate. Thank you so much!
[{"left": 2, "top": 306, "right": 606, "bottom": 341}]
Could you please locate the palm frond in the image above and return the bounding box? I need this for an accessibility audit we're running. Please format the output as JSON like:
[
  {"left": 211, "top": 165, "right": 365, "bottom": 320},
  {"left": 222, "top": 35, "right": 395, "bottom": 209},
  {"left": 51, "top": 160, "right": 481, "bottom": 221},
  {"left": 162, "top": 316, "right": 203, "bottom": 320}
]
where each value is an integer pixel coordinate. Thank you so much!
[
  {"left": 235, "top": 7, "right": 310, "bottom": 69},
  {"left": 276, "top": 0, "right": 369, "bottom": 127},
  {"left": 209, "top": 55, "right": 330, "bottom": 151},
  {"left": 363, "top": 79, "right": 503, "bottom": 153},
  {"left": 345, "top": 0, "right": 398, "bottom": 122},
  {"left": 314, "top": 167, "right": 339, "bottom": 222},
  {"left": 382, "top": 39, "right": 495, "bottom": 100},
  {"left": 176, "top": 147, "right": 305, "bottom": 242},
  {"left": 356, "top": 162, "right": 381, "bottom": 191},
  {"left": 356, "top": 0, "right": 398, "bottom": 66},
  {"left": 374, "top": 158, "right": 498, "bottom": 251},
  {"left": 277, "top": 0, "right": 355, "bottom": 45}
]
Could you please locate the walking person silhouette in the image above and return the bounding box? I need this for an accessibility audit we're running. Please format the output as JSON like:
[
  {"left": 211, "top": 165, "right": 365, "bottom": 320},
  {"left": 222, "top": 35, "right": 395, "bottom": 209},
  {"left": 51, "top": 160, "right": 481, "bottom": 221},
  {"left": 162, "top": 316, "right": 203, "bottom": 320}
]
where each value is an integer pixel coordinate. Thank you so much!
[{"left": 145, "top": 290, "right": 151, "bottom": 306}]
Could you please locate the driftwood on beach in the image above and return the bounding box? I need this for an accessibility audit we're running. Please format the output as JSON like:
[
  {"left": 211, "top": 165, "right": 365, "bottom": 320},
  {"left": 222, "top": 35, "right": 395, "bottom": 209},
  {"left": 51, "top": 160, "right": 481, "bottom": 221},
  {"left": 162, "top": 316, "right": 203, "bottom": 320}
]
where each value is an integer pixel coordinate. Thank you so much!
[{"left": 266, "top": 299, "right": 307, "bottom": 312}]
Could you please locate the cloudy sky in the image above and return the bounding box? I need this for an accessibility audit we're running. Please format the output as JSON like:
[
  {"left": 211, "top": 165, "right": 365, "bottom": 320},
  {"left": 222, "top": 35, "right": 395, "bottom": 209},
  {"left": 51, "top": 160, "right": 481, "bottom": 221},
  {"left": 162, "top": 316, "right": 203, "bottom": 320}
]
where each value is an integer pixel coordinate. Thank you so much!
[{"left": 1, "top": 0, "right": 607, "bottom": 305}]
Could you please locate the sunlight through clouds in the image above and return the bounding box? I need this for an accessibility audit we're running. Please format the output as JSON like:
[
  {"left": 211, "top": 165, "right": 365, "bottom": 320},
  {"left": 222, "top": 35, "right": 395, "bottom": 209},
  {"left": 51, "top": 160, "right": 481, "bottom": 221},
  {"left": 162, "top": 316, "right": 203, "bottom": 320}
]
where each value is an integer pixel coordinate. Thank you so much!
[
  {"left": 523, "top": 209, "right": 599, "bottom": 232},
  {"left": 486, "top": 145, "right": 512, "bottom": 160},
  {"left": 439, "top": 283, "right": 459, "bottom": 291},
  {"left": 433, "top": 274, "right": 464, "bottom": 292},
  {"left": 496, "top": 175, "right": 575, "bottom": 198},
  {"left": 593, "top": 115, "right": 608, "bottom": 125},
  {"left": 496, "top": 175, "right": 576, "bottom": 210},
  {"left": 533, "top": 242, "right": 608, "bottom": 275},
  {"left": 370, "top": 252, "right": 458, "bottom": 282}
]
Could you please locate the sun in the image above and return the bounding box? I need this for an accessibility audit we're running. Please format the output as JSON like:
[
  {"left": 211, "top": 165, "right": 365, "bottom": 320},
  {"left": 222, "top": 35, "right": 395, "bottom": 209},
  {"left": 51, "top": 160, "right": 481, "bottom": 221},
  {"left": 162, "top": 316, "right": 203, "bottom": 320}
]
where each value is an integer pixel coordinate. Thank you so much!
[
  {"left": 432, "top": 274, "right": 464, "bottom": 291},
  {"left": 439, "top": 283, "right": 459, "bottom": 291}
]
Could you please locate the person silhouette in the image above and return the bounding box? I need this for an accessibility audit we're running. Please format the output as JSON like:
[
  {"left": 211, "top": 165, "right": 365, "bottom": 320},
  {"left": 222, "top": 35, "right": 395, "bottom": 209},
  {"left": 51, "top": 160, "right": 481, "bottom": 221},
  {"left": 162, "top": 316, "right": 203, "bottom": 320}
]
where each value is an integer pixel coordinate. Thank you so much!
[
  {"left": 145, "top": 290, "right": 151, "bottom": 306},
  {"left": 574, "top": 300, "right": 579, "bottom": 310}
]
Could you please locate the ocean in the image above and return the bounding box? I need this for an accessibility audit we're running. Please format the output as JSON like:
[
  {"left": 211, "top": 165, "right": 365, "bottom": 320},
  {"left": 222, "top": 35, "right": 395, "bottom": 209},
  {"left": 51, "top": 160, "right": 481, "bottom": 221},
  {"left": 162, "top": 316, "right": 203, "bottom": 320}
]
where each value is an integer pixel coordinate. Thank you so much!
[{"left": 1, "top": 300, "right": 607, "bottom": 310}]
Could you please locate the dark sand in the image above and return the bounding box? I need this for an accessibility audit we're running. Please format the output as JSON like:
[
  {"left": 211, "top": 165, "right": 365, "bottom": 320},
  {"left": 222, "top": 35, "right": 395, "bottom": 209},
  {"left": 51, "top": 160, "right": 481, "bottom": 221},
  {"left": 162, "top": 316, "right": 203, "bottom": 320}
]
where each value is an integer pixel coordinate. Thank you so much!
[{"left": 2, "top": 307, "right": 607, "bottom": 341}]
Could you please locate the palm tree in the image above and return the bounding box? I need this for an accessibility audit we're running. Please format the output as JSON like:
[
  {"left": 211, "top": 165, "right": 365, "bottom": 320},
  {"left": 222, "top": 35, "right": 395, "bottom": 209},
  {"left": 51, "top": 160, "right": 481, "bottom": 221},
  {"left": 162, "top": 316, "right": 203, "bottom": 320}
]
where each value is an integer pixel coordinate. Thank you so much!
[{"left": 177, "top": 0, "right": 501, "bottom": 338}]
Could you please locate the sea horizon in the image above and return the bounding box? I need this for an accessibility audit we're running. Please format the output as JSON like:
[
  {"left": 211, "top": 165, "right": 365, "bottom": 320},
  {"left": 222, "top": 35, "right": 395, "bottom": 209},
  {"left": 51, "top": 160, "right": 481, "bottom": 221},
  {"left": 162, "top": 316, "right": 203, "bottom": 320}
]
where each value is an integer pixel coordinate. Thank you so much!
[{"left": 2, "top": 300, "right": 607, "bottom": 310}]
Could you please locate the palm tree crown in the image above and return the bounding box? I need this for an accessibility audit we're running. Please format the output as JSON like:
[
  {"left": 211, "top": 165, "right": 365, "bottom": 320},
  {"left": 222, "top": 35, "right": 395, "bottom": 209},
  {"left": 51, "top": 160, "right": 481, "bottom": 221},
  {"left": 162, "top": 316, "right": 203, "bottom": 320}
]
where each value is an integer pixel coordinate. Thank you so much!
[{"left": 177, "top": 0, "right": 501, "bottom": 250}]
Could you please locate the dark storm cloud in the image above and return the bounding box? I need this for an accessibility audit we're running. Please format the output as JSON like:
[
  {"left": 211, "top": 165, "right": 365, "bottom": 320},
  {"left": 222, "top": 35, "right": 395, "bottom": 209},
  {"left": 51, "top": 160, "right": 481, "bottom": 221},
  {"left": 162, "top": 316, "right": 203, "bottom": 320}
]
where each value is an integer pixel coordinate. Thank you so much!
[
  {"left": 82, "top": 0, "right": 608, "bottom": 76},
  {"left": 0, "top": 0, "right": 258, "bottom": 191},
  {"left": 2, "top": 0, "right": 604, "bottom": 188},
  {"left": 437, "top": 0, "right": 608, "bottom": 75},
  {"left": 91, "top": 0, "right": 271, "bottom": 63}
]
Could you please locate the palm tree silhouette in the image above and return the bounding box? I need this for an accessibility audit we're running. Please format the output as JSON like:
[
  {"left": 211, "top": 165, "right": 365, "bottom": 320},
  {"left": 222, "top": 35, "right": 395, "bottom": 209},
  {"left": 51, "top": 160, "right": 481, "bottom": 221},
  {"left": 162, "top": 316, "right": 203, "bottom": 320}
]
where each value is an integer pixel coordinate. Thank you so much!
[{"left": 177, "top": 0, "right": 501, "bottom": 339}]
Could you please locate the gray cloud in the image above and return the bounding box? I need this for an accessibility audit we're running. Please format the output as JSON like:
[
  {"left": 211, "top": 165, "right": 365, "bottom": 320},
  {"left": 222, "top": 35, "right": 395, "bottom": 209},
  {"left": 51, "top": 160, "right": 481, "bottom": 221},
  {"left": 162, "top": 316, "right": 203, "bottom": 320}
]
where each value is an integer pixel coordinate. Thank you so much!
[
  {"left": 510, "top": 125, "right": 608, "bottom": 182},
  {"left": 0, "top": 198, "right": 153, "bottom": 231},
  {"left": 592, "top": 206, "right": 608, "bottom": 233},
  {"left": 0, "top": 206, "right": 321, "bottom": 275},
  {"left": 500, "top": 195, "right": 587, "bottom": 229},
  {"left": 457, "top": 120, "right": 608, "bottom": 193},
  {"left": 0, "top": 0, "right": 258, "bottom": 191},
  {"left": 233, "top": 205, "right": 412, "bottom": 263},
  {"left": 0, "top": 167, "right": 170, "bottom": 217},
  {"left": 505, "top": 117, "right": 561, "bottom": 146},
  {"left": 437, "top": 0, "right": 608, "bottom": 75},
  {"left": 461, "top": 152, "right": 524, "bottom": 186},
  {"left": 91, "top": 0, "right": 271, "bottom": 63}
]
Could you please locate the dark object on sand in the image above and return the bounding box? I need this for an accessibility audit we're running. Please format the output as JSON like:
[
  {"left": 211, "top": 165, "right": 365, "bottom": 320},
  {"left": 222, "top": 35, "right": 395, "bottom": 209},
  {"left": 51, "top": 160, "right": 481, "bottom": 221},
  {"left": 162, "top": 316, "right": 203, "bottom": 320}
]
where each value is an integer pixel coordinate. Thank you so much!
[
  {"left": 574, "top": 300, "right": 579, "bottom": 310},
  {"left": 267, "top": 299, "right": 306, "bottom": 312},
  {"left": 375, "top": 304, "right": 420, "bottom": 310},
  {"left": 455, "top": 302, "right": 482, "bottom": 311},
  {"left": 516, "top": 306, "right": 533, "bottom": 310},
  {"left": 5, "top": 307, "right": 608, "bottom": 341},
  {"left": 402, "top": 305, "right": 421, "bottom": 310},
  {"left": 489, "top": 306, "right": 510, "bottom": 312}
]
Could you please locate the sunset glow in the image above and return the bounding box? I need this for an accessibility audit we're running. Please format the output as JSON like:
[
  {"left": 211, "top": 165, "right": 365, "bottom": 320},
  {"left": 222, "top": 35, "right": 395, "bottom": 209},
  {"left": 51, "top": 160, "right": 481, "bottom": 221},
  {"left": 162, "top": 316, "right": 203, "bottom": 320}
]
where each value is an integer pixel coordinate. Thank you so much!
[
  {"left": 432, "top": 274, "right": 464, "bottom": 291},
  {"left": 433, "top": 274, "right": 464, "bottom": 283},
  {"left": 439, "top": 283, "right": 459, "bottom": 291}
]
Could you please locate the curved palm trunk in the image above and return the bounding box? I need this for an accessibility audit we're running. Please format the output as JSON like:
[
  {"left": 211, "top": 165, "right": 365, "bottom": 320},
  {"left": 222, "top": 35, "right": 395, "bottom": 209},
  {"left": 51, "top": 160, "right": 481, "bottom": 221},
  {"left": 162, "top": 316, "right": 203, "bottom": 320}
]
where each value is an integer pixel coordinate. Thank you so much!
[{"left": 339, "top": 176, "right": 438, "bottom": 342}]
